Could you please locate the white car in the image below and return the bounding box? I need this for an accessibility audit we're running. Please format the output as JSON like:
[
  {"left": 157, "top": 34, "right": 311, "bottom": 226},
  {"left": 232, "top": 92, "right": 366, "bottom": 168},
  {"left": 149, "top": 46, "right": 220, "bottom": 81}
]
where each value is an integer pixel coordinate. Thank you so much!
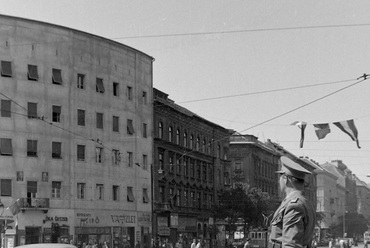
[{"left": 15, "top": 244, "right": 77, "bottom": 248}]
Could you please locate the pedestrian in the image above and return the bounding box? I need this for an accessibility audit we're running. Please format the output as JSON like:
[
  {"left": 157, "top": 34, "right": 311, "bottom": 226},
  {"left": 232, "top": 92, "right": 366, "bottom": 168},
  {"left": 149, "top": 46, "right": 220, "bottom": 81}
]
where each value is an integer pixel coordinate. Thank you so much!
[
  {"left": 196, "top": 239, "right": 202, "bottom": 248},
  {"left": 269, "top": 156, "right": 316, "bottom": 248},
  {"left": 329, "top": 239, "right": 333, "bottom": 248},
  {"left": 243, "top": 238, "right": 250, "bottom": 248},
  {"left": 191, "top": 239, "right": 196, "bottom": 248}
]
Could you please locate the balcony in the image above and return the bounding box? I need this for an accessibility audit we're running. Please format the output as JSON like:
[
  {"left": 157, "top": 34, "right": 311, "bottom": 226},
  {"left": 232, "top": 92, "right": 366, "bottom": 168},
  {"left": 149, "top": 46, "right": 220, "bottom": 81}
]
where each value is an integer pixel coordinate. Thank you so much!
[{"left": 19, "top": 198, "right": 49, "bottom": 213}]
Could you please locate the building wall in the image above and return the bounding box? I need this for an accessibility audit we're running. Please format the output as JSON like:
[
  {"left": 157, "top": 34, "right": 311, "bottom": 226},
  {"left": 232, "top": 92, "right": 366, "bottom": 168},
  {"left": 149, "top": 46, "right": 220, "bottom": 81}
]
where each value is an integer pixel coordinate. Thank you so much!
[
  {"left": 153, "top": 88, "right": 231, "bottom": 246},
  {"left": 0, "top": 14, "right": 153, "bottom": 246}
]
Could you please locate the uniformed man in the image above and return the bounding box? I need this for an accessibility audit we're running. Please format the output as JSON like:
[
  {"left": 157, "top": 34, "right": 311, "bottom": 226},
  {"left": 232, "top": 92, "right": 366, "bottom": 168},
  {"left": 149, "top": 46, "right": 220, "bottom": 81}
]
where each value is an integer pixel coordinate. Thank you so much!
[{"left": 269, "top": 156, "right": 315, "bottom": 248}]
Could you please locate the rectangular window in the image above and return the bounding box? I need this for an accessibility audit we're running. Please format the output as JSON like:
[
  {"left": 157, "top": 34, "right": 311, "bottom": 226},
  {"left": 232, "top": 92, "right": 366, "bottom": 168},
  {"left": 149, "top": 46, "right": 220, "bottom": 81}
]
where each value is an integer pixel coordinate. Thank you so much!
[
  {"left": 176, "top": 189, "right": 181, "bottom": 206},
  {"left": 96, "top": 147, "right": 103, "bottom": 163},
  {"left": 127, "top": 152, "right": 133, "bottom": 167},
  {"left": 1, "top": 61, "right": 12, "bottom": 77},
  {"left": 52, "top": 181, "right": 61, "bottom": 198},
  {"left": 142, "top": 91, "right": 147, "bottom": 105},
  {"left": 1, "top": 100, "right": 11, "bottom": 117},
  {"left": 27, "top": 140, "right": 38, "bottom": 157},
  {"left": 127, "top": 186, "right": 135, "bottom": 202},
  {"left": 143, "top": 188, "right": 149, "bottom": 203},
  {"left": 96, "top": 112, "right": 103, "bottom": 129},
  {"left": 113, "top": 185, "right": 119, "bottom": 201},
  {"left": 96, "top": 184, "right": 104, "bottom": 200},
  {"left": 127, "top": 119, "right": 135, "bottom": 134},
  {"left": 52, "top": 105, "right": 61, "bottom": 122},
  {"left": 17, "top": 171, "right": 24, "bottom": 181},
  {"left": 113, "top": 82, "right": 119, "bottom": 96},
  {"left": 0, "top": 179, "right": 11, "bottom": 196},
  {"left": 113, "top": 149, "right": 120, "bottom": 165},
  {"left": 77, "top": 109, "right": 85, "bottom": 126},
  {"left": 113, "top": 116, "right": 119, "bottom": 132},
  {"left": 77, "top": 145, "right": 85, "bottom": 161},
  {"left": 0, "top": 138, "right": 12, "bottom": 156},
  {"left": 42, "top": 172, "right": 48, "bottom": 182},
  {"left": 127, "top": 86, "right": 132, "bottom": 100},
  {"left": 96, "top": 78, "right": 105, "bottom": 93},
  {"left": 142, "top": 123, "right": 147, "bottom": 138},
  {"left": 77, "top": 183, "right": 86, "bottom": 199},
  {"left": 27, "top": 102, "right": 37, "bottom": 119},
  {"left": 52, "top": 68, "right": 63, "bottom": 85},
  {"left": 142, "top": 154, "right": 148, "bottom": 170},
  {"left": 28, "top": 64, "right": 38, "bottom": 81},
  {"left": 52, "top": 141, "right": 62, "bottom": 159},
  {"left": 77, "top": 74, "right": 85, "bottom": 89}
]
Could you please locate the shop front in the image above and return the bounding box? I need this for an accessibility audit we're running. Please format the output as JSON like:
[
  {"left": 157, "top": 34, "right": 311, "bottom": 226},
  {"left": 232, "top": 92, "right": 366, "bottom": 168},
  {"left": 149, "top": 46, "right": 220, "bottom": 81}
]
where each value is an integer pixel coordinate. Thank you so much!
[{"left": 75, "top": 210, "right": 151, "bottom": 248}]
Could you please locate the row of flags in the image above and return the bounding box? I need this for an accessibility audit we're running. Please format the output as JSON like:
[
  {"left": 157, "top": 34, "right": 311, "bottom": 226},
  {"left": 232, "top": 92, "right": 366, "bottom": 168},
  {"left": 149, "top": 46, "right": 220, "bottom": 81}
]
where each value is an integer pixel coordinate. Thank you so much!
[{"left": 291, "top": 119, "right": 360, "bottom": 149}]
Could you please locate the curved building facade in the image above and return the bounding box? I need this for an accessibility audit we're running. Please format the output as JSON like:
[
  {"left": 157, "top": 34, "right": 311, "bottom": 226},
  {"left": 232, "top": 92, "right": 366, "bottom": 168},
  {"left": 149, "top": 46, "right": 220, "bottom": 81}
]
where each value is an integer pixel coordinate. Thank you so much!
[{"left": 0, "top": 15, "right": 153, "bottom": 247}]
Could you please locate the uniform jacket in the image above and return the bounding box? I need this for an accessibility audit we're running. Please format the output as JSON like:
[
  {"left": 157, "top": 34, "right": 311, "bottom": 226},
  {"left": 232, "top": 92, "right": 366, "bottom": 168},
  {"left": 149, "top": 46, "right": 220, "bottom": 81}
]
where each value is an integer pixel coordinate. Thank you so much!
[{"left": 269, "top": 190, "right": 315, "bottom": 248}]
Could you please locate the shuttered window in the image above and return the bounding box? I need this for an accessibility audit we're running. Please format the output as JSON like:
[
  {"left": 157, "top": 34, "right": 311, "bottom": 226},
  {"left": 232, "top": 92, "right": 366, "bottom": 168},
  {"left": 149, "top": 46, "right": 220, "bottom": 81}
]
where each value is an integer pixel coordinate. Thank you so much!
[
  {"left": 143, "top": 188, "right": 149, "bottom": 203},
  {"left": 27, "top": 140, "right": 38, "bottom": 157},
  {"left": 27, "top": 102, "right": 37, "bottom": 119},
  {"left": 1, "top": 179, "right": 11, "bottom": 196},
  {"left": 127, "top": 119, "right": 135, "bottom": 134},
  {"left": 52, "top": 68, "right": 63, "bottom": 84},
  {"left": 127, "top": 186, "right": 135, "bottom": 202},
  {"left": 0, "top": 138, "right": 12, "bottom": 156},
  {"left": 1, "top": 100, "right": 11, "bottom": 117},
  {"left": 28, "top": 64, "right": 39, "bottom": 81},
  {"left": 96, "top": 78, "right": 105, "bottom": 93},
  {"left": 1, "top": 61, "right": 12, "bottom": 77}
]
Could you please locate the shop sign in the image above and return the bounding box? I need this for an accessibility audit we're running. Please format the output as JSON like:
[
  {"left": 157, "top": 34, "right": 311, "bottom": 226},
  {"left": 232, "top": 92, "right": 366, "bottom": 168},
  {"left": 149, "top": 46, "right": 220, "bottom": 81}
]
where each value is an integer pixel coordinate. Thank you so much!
[
  {"left": 158, "top": 216, "right": 168, "bottom": 227},
  {"left": 45, "top": 216, "right": 68, "bottom": 222},
  {"left": 110, "top": 215, "right": 136, "bottom": 224},
  {"left": 158, "top": 226, "right": 170, "bottom": 236},
  {"left": 76, "top": 211, "right": 136, "bottom": 226},
  {"left": 138, "top": 212, "right": 151, "bottom": 225},
  {"left": 170, "top": 213, "right": 178, "bottom": 228}
]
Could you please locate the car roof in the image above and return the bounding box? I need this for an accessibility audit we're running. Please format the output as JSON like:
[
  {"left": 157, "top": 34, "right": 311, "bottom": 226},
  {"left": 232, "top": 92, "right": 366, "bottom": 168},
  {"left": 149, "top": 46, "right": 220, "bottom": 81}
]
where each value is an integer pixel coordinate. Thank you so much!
[{"left": 15, "top": 244, "right": 77, "bottom": 248}]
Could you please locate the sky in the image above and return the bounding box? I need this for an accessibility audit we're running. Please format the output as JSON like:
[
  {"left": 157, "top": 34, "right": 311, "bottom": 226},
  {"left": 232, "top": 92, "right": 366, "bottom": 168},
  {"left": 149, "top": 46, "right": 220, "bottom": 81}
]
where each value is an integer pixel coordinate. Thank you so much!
[{"left": 2, "top": 1, "right": 370, "bottom": 181}]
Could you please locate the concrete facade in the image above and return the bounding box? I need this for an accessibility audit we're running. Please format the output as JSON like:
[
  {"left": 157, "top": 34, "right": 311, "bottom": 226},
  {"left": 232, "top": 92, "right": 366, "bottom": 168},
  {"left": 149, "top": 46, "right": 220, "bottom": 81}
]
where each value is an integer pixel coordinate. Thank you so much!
[{"left": 0, "top": 15, "right": 153, "bottom": 247}]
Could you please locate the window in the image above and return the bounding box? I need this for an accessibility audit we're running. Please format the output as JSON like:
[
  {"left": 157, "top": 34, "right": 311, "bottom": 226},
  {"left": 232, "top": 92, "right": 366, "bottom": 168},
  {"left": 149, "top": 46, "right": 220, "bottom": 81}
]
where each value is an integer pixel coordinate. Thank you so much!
[
  {"left": 1, "top": 100, "right": 11, "bottom": 117},
  {"left": 142, "top": 123, "right": 147, "bottom": 138},
  {"left": 184, "top": 158, "right": 188, "bottom": 177},
  {"left": 176, "top": 129, "right": 180, "bottom": 145},
  {"left": 96, "top": 147, "right": 103, "bottom": 163},
  {"left": 52, "top": 142, "right": 62, "bottom": 159},
  {"left": 77, "top": 109, "right": 85, "bottom": 126},
  {"left": 0, "top": 179, "right": 11, "bottom": 196},
  {"left": 52, "top": 105, "right": 61, "bottom": 122},
  {"left": 183, "top": 132, "right": 187, "bottom": 147},
  {"left": 27, "top": 102, "right": 37, "bottom": 119},
  {"left": 168, "top": 126, "right": 173, "bottom": 142},
  {"left": 158, "top": 152, "right": 164, "bottom": 171},
  {"left": 77, "top": 145, "right": 85, "bottom": 161},
  {"left": 96, "top": 113, "right": 103, "bottom": 129},
  {"left": 96, "top": 184, "right": 104, "bottom": 200},
  {"left": 0, "top": 138, "right": 12, "bottom": 156},
  {"left": 77, "top": 74, "right": 85, "bottom": 89},
  {"left": 27, "top": 140, "right": 38, "bottom": 157},
  {"left": 127, "top": 152, "right": 133, "bottom": 167},
  {"left": 184, "top": 190, "right": 188, "bottom": 207},
  {"left": 127, "top": 86, "right": 132, "bottom": 100},
  {"left": 142, "top": 91, "right": 147, "bottom": 104},
  {"left": 113, "top": 149, "right": 120, "bottom": 165},
  {"left": 77, "top": 183, "right": 86, "bottom": 199},
  {"left": 142, "top": 154, "right": 148, "bottom": 170},
  {"left": 127, "top": 186, "right": 135, "bottom": 202},
  {"left": 127, "top": 119, "right": 134, "bottom": 134},
  {"left": 143, "top": 188, "right": 149, "bottom": 203},
  {"left": 113, "top": 82, "right": 119, "bottom": 96},
  {"left": 169, "top": 154, "right": 174, "bottom": 173},
  {"left": 17, "top": 171, "right": 24, "bottom": 181},
  {"left": 113, "top": 116, "right": 119, "bottom": 132},
  {"left": 113, "top": 185, "right": 119, "bottom": 201},
  {"left": 1, "top": 61, "right": 12, "bottom": 77},
  {"left": 190, "top": 135, "right": 193, "bottom": 149},
  {"left": 42, "top": 172, "right": 48, "bottom": 182},
  {"left": 159, "top": 186, "right": 165, "bottom": 203},
  {"left": 176, "top": 189, "right": 181, "bottom": 206},
  {"left": 28, "top": 64, "right": 38, "bottom": 81},
  {"left": 52, "top": 181, "right": 61, "bottom": 198},
  {"left": 96, "top": 78, "right": 105, "bottom": 93},
  {"left": 52, "top": 68, "right": 63, "bottom": 84},
  {"left": 158, "top": 122, "right": 163, "bottom": 139}
]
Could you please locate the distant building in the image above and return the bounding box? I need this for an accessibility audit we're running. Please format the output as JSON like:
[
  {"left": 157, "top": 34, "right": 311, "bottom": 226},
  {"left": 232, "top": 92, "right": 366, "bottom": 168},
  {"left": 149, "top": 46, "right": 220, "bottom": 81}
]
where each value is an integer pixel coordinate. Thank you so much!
[
  {"left": 0, "top": 14, "right": 153, "bottom": 247},
  {"left": 354, "top": 175, "right": 370, "bottom": 219},
  {"left": 153, "top": 88, "right": 232, "bottom": 247}
]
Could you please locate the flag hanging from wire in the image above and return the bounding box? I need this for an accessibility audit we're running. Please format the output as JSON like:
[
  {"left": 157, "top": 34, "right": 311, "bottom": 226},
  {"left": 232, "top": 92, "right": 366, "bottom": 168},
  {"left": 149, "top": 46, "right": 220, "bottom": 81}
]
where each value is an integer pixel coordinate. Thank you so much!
[
  {"left": 313, "top": 123, "right": 331, "bottom": 140},
  {"left": 8, "top": 199, "right": 21, "bottom": 215},
  {"left": 333, "top": 119, "right": 361, "bottom": 149},
  {"left": 291, "top": 121, "right": 307, "bottom": 148}
]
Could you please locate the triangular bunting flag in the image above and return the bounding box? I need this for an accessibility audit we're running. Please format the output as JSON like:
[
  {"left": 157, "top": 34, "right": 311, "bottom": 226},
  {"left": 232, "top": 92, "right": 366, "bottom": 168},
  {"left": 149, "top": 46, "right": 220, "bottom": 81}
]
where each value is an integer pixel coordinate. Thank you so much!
[
  {"left": 8, "top": 199, "right": 21, "bottom": 216},
  {"left": 313, "top": 123, "right": 331, "bottom": 140},
  {"left": 333, "top": 119, "right": 361, "bottom": 149},
  {"left": 291, "top": 121, "right": 307, "bottom": 148}
]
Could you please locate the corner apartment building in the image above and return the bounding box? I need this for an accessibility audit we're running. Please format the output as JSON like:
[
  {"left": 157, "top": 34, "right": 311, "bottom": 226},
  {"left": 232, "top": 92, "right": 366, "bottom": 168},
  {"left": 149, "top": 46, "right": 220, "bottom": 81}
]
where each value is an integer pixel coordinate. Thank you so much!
[
  {"left": 0, "top": 15, "right": 153, "bottom": 247},
  {"left": 153, "top": 88, "right": 231, "bottom": 247}
]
